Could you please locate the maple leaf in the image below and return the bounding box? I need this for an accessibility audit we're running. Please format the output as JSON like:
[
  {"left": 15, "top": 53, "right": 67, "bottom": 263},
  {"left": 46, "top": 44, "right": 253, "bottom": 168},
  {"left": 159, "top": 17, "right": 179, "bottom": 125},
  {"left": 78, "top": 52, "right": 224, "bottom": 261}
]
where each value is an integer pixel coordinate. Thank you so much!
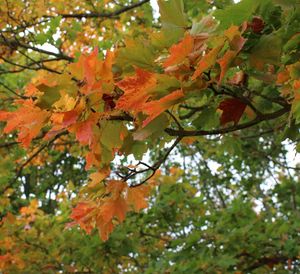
[
  {"left": 217, "top": 50, "right": 238, "bottom": 84},
  {"left": 249, "top": 34, "right": 281, "bottom": 70},
  {"left": 44, "top": 98, "right": 86, "bottom": 140},
  {"left": 224, "top": 25, "right": 246, "bottom": 52},
  {"left": 68, "top": 113, "right": 100, "bottom": 145},
  {"left": 106, "top": 180, "right": 128, "bottom": 198},
  {"left": 127, "top": 185, "right": 151, "bottom": 212},
  {"left": 53, "top": 90, "right": 77, "bottom": 111},
  {"left": 192, "top": 31, "right": 245, "bottom": 80},
  {"left": 116, "top": 68, "right": 157, "bottom": 112},
  {"left": 163, "top": 33, "right": 194, "bottom": 68},
  {"left": 100, "top": 196, "right": 128, "bottom": 224},
  {"left": 61, "top": 110, "right": 80, "bottom": 127},
  {"left": 68, "top": 202, "right": 96, "bottom": 234},
  {"left": 88, "top": 168, "right": 110, "bottom": 188},
  {"left": 192, "top": 45, "right": 223, "bottom": 80},
  {"left": 68, "top": 49, "right": 115, "bottom": 94},
  {"left": 218, "top": 98, "right": 247, "bottom": 126},
  {"left": 93, "top": 180, "right": 153, "bottom": 240},
  {"left": 95, "top": 217, "right": 114, "bottom": 241},
  {"left": 0, "top": 100, "right": 49, "bottom": 147},
  {"left": 142, "top": 89, "right": 184, "bottom": 126},
  {"left": 93, "top": 180, "right": 129, "bottom": 240},
  {"left": 217, "top": 26, "right": 246, "bottom": 84}
]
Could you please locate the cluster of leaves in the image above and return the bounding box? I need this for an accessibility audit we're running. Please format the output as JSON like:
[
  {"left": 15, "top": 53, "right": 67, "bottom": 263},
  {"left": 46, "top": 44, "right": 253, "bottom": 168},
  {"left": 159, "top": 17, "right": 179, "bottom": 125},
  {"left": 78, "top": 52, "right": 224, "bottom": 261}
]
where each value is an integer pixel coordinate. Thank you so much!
[
  {"left": 1, "top": 153, "right": 300, "bottom": 272},
  {"left": 1, "top": 0, "right": 300, "bottom": 272}
]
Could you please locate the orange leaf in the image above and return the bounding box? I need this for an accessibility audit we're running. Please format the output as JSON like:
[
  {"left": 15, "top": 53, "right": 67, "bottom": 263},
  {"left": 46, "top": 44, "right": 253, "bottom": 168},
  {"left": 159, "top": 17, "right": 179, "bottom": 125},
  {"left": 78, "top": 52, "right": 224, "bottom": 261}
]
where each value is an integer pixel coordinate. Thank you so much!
[
  {"left": 0, "top": 100, "right": 49, "bottom": 147},
  {"left": 224, "top": 25, "right": 246, "bottom": 52},
  {"left": 142, "top": 89, "right": 184, "bottom": 126},
  {"left": 95, "top": 180, "right": 129, "bottom": 240},
  {"left": 68, "top": 201, "right": 96, "bottom": 234},
  {"left": 116, "top": 68, "right": 157, "bottom": 113},
  {"left": 88, "top": 168, "right": 110, "bottom": 188},
  {"left": 217, "top": 50, "right": 237, "bottom": 84},
  {"left": 277, "top": 70, "right": 290, "bottom": 84},
  {"left": 192, "top": 45, "right": 223, "bottom": 80},
  {"left": 68, "top": 113, "right": 100, "bottom": 145},
  {"left": 163, "top": 34, "right": 194, "bottom": 68},
  {"left": 106, "top": 180, "right": 128, "bottom": 198},
  {"left": 68, "top": 49, "right": 115, "bottom": 94},
  {"left": 100, "top": 196, "right": 128, "bottom": 224},
  {"left": 95, "top": 217, "right": 114, "bottom": 241},
  {"left": 127, "top": 185, "right": 151, "bottom": 212},
  {"left": 293, "top": 80, "right": 300, "bottom": 101}
]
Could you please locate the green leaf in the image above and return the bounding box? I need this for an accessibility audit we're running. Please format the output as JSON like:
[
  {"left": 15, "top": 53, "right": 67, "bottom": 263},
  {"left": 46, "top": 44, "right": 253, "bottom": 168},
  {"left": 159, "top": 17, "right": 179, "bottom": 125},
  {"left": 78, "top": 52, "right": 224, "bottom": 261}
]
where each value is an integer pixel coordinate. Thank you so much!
[
  {"left": 35, "top": 33, "right": 49, "bottom": 45},
  {"left": 151, "top": 28, "right": 184, "bottom": 50},
  {"left": 133, "top": 114, "right": 169, "bottom": 141},
  {"left": 121, "top": 134, "right": 148, "bottom": 160},
  {"left": 249, "top": 34, "right": 282, "bottom": 69},
  {"left": 158, "top": 0, "right": 187, "bottom": 29},
  {"left": 49, "top": 16, "right": 62, "bottom": 31},
  {"left": 284, "top": 34, "right": 300, "bottom": 53},
  {"left": 214, "top": 0, "right": 262, "bottom": 30},
  {"left": 288, "top": 62, "right": 300, "bottom": 79},
  {"left": 273, "top": 0, "right": 300, "bottom": 9},
  {"left": 100, "top": 121, "right": 125, "bottom": 150},
  {"left": 35, "top": 84, "right": 62, "bottom": 109},
  {"left": 35, "top": 74, "right": 77, "bottom": 109},
  {"left": 116, "top": 39, "right": 156, "bottom": 71},
  {"left": 192, "top": 108, "right": 219, "bottom": 130}
]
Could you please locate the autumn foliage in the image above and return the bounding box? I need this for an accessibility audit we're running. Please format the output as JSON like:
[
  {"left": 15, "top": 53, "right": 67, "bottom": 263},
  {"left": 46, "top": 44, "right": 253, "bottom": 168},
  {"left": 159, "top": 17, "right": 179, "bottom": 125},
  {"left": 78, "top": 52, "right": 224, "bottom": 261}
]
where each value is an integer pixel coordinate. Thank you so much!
[{"left": 1, "top": 0, "right": 300, "bottom": 272}]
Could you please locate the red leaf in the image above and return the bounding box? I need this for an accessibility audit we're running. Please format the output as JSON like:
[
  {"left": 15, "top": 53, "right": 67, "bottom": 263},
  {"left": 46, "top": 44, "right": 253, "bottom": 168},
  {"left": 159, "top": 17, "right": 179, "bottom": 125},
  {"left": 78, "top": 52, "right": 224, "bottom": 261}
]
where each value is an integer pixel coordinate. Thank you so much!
[
  {"left": 69, "top": 202, "right": 96, "bottom": 234},
  {"left": 102, "top": 93, "right": 116, "bottom": 111},
  {"left": 250, "top": 16, "right": 265, "bottom": 34},
  {"left": 218, "top": 98, "right": 247, "bottom": 126}
]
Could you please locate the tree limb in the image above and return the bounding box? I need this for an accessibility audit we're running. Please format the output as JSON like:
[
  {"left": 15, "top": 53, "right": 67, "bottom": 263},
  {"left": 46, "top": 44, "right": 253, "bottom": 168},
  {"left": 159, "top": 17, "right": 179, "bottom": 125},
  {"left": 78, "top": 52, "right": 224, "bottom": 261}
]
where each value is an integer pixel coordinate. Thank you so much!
[
  {"left": 165, "top": 106, "right": 290, "bottom": 137},
  {"left": 47, "top": 0, "right": 150, "bottom": 19}
]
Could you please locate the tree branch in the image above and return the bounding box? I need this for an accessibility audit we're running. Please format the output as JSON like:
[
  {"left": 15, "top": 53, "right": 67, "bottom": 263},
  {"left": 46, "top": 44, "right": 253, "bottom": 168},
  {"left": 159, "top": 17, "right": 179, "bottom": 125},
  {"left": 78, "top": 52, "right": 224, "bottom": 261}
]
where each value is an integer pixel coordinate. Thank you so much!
[
  {"left": 0, "top": 81, "right": 29, "bottom": 99},
  {"left": 14, "top": 131, "right": 68, "bottom": 181},
  {"left": 165, "top": 106, "right": 290, "bottom": 137},
  {"left": 48, "top": 0, "right": 150, "bottom": 19},
  {"left": 117, "top": 136, "right": 183, "bottom": 187}
]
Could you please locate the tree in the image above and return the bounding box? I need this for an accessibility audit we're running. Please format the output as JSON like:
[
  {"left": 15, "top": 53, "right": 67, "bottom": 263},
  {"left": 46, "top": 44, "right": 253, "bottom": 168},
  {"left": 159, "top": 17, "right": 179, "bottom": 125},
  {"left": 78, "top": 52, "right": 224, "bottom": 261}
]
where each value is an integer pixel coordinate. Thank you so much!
[{"left": 0, "top": 0, "right": 300, "bottom": 272}]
